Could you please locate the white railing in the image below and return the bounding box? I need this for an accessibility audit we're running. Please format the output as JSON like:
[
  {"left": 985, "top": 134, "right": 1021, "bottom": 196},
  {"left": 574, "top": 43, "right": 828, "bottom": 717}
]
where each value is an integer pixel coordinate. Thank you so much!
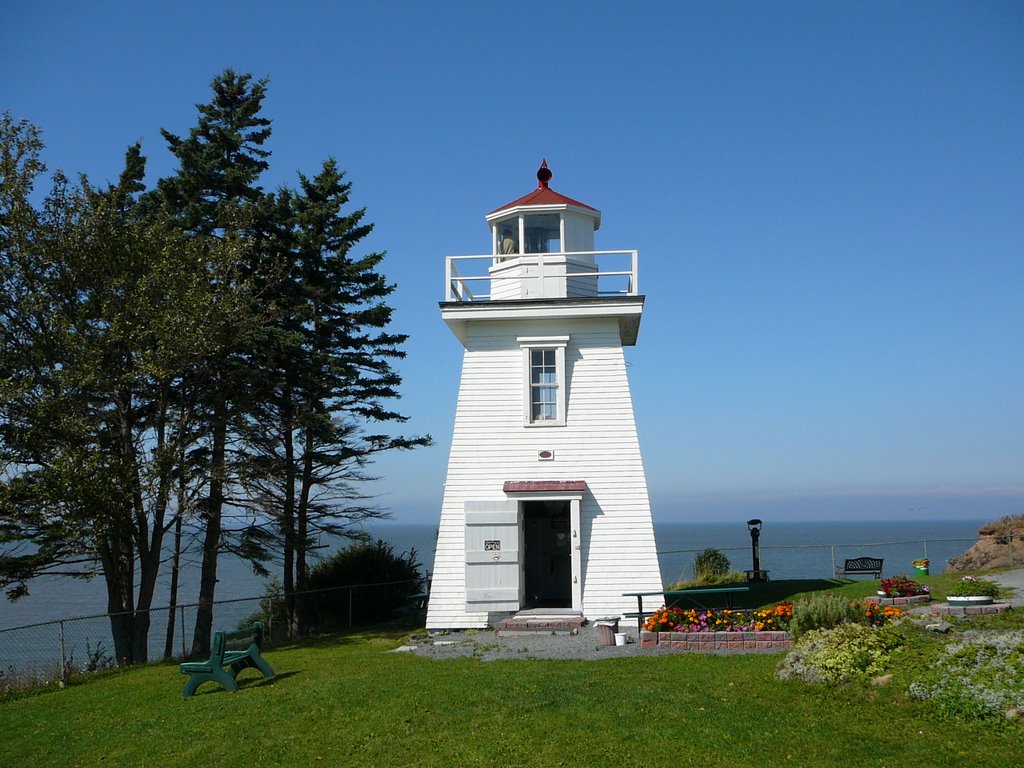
[{"left": 444, "top": 250, "right": 639, "bottom": 302}]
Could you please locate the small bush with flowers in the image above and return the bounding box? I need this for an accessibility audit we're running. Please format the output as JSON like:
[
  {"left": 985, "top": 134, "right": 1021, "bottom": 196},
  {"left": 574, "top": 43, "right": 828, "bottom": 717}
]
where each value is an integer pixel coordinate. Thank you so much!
[
  {"left": 791, "top": 592, "right": 903, "bottom": 638},
  {"left": 643, "top": 603, "right": 793, "bottom": 633},
  {"left": 948, "top": 576, "right": 1002, "bottom": 598},
  {"left": 777, "top": 621, "right": 911, "bottom": 684},
  {"left": 879, "top": 574, "right": 929, "bottom": 597}
]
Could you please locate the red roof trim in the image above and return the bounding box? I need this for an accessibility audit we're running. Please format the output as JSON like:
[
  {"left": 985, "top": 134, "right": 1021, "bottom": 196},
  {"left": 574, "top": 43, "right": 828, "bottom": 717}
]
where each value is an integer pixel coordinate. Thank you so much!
[
  {"left": 488, "top": 187, "right": 598, "bottom": 216},
  {"left": 503, "top": 480, "right": 588, "bottom": 493}
]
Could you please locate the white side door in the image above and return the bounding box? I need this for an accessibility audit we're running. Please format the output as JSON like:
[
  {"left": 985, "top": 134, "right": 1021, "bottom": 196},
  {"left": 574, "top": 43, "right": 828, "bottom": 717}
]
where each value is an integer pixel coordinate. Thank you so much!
[{"left": 465, "top": 500, "right": 521, "bottom": 612}]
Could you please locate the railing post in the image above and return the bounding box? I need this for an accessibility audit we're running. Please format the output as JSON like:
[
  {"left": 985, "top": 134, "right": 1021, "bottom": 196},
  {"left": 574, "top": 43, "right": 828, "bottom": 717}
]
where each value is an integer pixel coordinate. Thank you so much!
[
  {"left": 179, "top": 605, "right": 186, "bottom": 658},
  {"left": 830, "top": 545, "right": 836, "bottom": 578},
  {"left": 267, "top": 596, "right": 273, "bottom": 641},
  {"left": 59, "top": 620, "right": 67, "bottom": 688}
]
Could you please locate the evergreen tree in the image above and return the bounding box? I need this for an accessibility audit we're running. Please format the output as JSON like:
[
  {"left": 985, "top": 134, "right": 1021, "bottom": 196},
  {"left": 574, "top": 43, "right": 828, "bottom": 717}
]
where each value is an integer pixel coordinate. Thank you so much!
[
  {"left": 0, "top": 113, "right": 251, "bottom": 661},
  {"left": 238, "top": 161, "right": 429, "bottom": 634},
  {"left": 154, "top": 70, "right": 277, "bottom": 655}
]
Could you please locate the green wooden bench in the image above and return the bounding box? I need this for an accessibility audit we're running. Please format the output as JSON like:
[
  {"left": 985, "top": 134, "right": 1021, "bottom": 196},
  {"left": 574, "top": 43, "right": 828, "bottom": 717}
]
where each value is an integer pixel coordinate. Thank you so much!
[
  {"left": 623, "top": 587, "right": 751, "bottom": 633},
  {"left": 179, "top": 621, "right": 275, "bottom": 698}
]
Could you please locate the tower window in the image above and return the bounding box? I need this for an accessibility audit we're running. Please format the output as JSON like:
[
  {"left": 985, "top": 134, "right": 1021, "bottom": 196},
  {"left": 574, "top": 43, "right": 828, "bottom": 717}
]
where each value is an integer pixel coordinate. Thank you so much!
[
  {"left": 519, "top": 336, "right": 568, "bottom": 426},
  {"left": 530, "top": 349, "right": 558, "bottom": 421}
]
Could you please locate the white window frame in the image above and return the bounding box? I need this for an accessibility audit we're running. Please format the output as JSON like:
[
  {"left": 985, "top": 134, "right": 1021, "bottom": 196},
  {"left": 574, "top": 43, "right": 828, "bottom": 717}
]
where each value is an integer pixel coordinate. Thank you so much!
[{"left": 519, "top": 335, "right": 568, "bottom": 427}]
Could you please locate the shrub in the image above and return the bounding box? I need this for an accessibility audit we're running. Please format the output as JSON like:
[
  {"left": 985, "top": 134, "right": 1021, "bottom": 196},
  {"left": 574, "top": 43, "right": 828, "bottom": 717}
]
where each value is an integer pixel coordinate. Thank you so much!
[
  {"left": 692, "top": 548, "right": 731, "bottom": 583},
  {"left": 908, "top": 630, "right": 1024, "bottom": 721},
  {"left": 304, "top": 539, "right": 423, "bottom": 630},
  {"left": 667, "top": 570, "right": 747, "bottom": 590},
  {"left": 777, "top": 622, "right": 908, "bottom": 684},
  {"left": 948, "top": 577, "right": 1002, "bottom": 598},
  {"left": 790, "top": 592, "right": 867, "bottom": 638}
]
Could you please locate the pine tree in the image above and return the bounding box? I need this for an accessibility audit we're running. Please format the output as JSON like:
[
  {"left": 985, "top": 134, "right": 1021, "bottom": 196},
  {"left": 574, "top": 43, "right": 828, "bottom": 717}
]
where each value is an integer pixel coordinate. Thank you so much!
[
  {"left": 238, "top": 160, "right": 429, "bottom": 635},
  {"left": 154, "top": 69, "right": 275, "bottom": 655},
  {"left": 0, "top": 114, "right": 249, "bottom": 661}
]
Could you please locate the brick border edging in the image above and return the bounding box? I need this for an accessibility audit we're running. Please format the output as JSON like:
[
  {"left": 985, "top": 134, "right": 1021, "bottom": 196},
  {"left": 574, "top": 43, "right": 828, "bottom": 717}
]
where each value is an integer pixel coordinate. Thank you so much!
[
  {"left": 930, "top": 602, "right": 1011, "bottom": 616},
  {"left": 864, "top": 594, "right": 932, "bottom": 607},
  {"left": 640, "top": 630, "right": 793, "bottom": 652}
]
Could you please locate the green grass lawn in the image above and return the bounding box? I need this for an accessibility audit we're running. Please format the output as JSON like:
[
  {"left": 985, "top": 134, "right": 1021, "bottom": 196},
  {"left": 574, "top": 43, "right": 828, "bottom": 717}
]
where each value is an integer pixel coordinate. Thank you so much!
[{"left": 2, "top": 622, "right": 1022, "bottom": 768}]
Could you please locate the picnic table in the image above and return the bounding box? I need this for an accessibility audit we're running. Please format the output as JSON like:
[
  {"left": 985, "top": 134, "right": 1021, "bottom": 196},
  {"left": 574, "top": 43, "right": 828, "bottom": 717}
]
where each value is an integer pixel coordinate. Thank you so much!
[{"left": 622, "top": 586, "right": 751, "bottom": 633}]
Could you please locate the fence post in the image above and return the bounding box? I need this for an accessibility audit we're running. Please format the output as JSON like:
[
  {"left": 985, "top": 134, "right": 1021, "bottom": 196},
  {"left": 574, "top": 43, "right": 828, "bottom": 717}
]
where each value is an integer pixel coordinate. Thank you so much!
[
  {"left": 923, "top": 540, "right": 929, "bottom": 560},
  {"left": 179, "top": 605, "right": 186, "bottom": 658},
  {"left": 830, "top": 545, "right": 836, "bottom": 578},
  {"left": 268, "top": 596, "right": 273, "bottom": 641},
  {"left": 348, "top": 586, "right": 353, "bottom": 629},
  {"left": 59, "top": 620, "right": 67, "bottom": 688}
]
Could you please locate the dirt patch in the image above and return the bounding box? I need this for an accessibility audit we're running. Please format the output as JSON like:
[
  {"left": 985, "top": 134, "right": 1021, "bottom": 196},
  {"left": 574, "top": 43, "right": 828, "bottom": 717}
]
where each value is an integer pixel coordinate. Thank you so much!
[{"left": 946, "top": 515, "right": 1024, "bottom": 572}]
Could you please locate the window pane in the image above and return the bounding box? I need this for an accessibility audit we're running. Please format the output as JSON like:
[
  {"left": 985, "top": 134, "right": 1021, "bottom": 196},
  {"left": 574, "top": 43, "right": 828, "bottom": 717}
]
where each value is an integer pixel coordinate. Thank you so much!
[
  {"left": 527, "top": 346, "right": 561, "bottom": 423},
  {"left": 523, "top": 214, "right": 560, "bottom": 254}
]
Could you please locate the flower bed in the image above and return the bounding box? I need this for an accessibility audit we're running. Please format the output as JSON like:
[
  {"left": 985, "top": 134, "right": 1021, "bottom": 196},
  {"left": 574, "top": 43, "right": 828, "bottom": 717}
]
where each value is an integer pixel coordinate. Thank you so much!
[
  {"left": 878, "top": 574, "right": 930, "bottom": 599},
  {"left": 639, "top": 603, "right": 794, "bottom": 652},
  {"left": 643, "top": 603, "right": 793, "bottom": 633}
]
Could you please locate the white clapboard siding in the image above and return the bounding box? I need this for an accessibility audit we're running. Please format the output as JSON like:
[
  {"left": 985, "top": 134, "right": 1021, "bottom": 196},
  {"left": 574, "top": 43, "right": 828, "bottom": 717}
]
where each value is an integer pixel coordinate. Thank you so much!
[{"left": 426, "top": 313, "right": 662, "bottom": 629}]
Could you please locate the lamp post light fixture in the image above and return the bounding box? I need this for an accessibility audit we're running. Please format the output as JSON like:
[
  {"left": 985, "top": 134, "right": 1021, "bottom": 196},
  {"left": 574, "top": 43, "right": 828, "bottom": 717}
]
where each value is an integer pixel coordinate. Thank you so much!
[{"left": 746, "top": 518, "right": 765, "bottom": 582}]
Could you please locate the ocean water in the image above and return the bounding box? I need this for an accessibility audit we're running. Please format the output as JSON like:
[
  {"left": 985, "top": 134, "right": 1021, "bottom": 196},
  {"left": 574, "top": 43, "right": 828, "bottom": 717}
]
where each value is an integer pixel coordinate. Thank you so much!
[{"left": 0, "top": 518, "right": 986, "bottom": 631}]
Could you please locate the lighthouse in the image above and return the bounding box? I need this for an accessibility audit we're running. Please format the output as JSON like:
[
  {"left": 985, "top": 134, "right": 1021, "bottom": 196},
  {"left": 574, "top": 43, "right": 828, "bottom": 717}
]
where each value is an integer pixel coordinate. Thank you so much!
[{"left": 425, "top": 161, "right": 662, "bottom": 630}]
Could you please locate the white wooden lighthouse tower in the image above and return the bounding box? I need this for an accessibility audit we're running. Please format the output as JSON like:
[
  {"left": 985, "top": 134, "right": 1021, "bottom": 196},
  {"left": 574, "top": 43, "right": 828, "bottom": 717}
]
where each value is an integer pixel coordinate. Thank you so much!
[{"left": 425, "top": 161, "right": 662, "bottom": 630}]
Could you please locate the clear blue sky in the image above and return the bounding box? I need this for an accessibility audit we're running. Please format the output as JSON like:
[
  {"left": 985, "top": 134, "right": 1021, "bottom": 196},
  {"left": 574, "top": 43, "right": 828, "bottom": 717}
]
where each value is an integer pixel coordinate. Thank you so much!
[{"left": 3, "top": 2, "right": 1021, "bottom": 524}]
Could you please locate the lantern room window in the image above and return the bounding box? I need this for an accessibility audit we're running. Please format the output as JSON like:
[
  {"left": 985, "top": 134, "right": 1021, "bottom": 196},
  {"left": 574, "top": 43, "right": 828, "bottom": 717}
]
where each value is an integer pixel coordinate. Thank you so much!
[{"left": 524, "top": 213, "right": 561, "bottom": 254}]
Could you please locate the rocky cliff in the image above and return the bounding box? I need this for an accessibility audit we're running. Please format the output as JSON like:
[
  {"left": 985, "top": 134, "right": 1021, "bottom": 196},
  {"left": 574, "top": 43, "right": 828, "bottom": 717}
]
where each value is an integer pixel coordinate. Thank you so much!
[{"left": 946, "top": 514, "right": 1024, "bottom": 572}]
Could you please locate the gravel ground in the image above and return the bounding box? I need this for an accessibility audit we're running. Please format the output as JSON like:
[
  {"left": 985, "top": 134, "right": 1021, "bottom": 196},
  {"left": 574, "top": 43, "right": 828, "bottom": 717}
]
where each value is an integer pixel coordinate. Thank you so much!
[
  {"left": 988, "top": 568, "right": 1024, "bottom": 606},
  {"left": 396, "top": 624, "right": 658, "bottom": 662},
  {"left": 397, "top": 571, "right": 1024, "bottom": 662}
]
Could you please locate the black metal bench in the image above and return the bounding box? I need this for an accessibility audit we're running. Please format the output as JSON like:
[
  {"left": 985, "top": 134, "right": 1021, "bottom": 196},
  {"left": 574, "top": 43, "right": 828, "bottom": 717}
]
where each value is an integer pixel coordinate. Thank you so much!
[
  {"left": 179, "top": 621, "right": 275, "bottom": 698},
  {"left": 623, "top": 587, "right": 751, "bottom": 633},
  {"left": 835, "top": 556, "right": 883, "bottom": 579}
]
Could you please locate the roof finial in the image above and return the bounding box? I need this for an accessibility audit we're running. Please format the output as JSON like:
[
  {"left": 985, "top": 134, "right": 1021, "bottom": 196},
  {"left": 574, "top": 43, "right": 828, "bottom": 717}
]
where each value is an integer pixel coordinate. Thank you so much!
[{"left": 537, "top": 159, "right": 552, "bottom": 188}]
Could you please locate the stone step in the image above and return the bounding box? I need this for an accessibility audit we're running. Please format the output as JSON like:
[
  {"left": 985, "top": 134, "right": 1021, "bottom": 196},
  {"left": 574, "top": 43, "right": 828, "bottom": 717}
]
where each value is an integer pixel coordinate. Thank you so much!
[{"left": 494, "top": 615, "right": 586, "bottom": 634}]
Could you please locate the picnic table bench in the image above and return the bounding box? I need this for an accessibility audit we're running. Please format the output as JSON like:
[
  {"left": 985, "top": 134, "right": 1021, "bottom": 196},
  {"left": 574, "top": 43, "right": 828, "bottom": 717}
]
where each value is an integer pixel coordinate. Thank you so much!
[
  {"left": 622, "top": 586, "right": 751, "bottom": 633},
  {"left": 179, "top": 621, "right": 275, "bottom": 698},
  {"left": 834, "top": 556, "right": 884, "bottom": 579}
]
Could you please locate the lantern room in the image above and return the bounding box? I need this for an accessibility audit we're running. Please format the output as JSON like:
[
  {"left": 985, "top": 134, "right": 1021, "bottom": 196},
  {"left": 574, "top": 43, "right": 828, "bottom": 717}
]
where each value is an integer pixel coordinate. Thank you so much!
[{"left": 484, "top": 160, "right": 602, "bottom": 301}]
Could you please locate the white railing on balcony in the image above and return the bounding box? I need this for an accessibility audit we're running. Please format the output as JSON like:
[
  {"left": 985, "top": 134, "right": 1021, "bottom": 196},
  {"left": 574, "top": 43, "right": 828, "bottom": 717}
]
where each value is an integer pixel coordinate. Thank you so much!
[{"left": 444, "top": 250, "right": 639, "bottom": 302}]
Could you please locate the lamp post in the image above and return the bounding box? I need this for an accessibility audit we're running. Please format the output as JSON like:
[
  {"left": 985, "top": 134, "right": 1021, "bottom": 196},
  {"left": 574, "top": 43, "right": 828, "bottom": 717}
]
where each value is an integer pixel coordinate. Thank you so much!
[{"left": 747, "top": 519, "right": 764, "bottom": 582}]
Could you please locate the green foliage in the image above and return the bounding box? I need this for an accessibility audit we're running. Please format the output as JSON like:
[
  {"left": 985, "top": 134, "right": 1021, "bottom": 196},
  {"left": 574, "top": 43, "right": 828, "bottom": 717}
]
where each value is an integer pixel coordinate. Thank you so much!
[
  {"left": 238, "top": 577, "right": 288, "bottom": 641},
  {"left": 668, "top": 570, "right": 747, "bottom": 590},
  {"left": 948, "top": 578, "right": 1002, "bottom": 598},
  {"left": 304, "top": 539, "right": 423, "bottom": 629},
  {"left": 909, "top": 630, "right": 1024, "bottom": 721},
  {"left": 692, "top": 548, "right": 731, "bottom": 583},
  {"left": 777, "top": 622, "right": 909, "bottom": 684},
  {"left": 790, "top": 592, "right": 868, "bottom": 638}
]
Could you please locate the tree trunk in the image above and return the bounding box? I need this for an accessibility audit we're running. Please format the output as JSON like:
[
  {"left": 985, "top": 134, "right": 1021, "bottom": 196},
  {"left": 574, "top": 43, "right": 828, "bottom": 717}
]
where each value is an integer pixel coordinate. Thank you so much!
[
  {"left": 281, "top": 382, "right": 297, "bottom": 637},
  {"left": 192, "top": 390, "right": 226, "bottom": 657},
  {"left": 163, "top": 513, "right": 184, "bottom": 659}
]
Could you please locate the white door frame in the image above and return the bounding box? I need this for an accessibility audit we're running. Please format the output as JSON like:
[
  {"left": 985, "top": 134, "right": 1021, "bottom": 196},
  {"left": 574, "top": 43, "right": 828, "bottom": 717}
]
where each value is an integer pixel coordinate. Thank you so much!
[{"left": 504, "top": 490, "right": 583, "bottom": 611}]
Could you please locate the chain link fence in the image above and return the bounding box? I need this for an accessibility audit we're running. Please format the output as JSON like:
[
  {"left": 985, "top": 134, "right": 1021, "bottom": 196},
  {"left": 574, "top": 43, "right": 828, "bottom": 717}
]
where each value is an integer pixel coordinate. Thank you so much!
[
  {"left": 659, "top": 534, "right": 1018, "bottom": 589},
  {"left": 0, "top": 578, "right": 422, "bottom": 695}
]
